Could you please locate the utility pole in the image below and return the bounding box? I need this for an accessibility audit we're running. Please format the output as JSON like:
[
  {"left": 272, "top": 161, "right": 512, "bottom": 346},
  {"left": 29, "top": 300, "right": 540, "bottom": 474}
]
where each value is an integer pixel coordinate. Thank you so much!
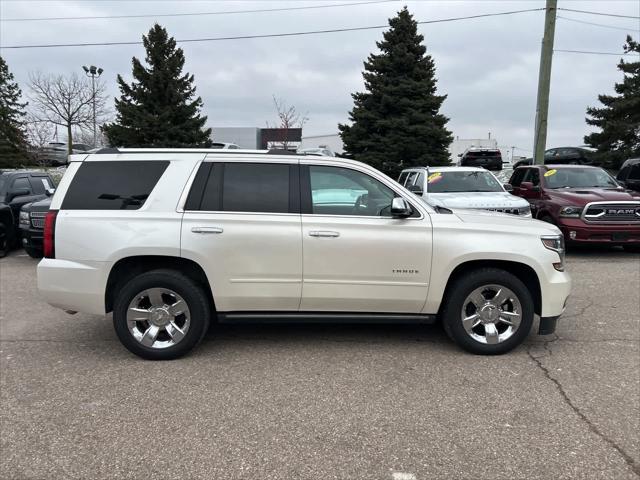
[
  {"left": 533, "top": 0, "right": 557, "bottom": 165},
  {"left": 82, "top": 65, "right": 103, "bottom": 147}
]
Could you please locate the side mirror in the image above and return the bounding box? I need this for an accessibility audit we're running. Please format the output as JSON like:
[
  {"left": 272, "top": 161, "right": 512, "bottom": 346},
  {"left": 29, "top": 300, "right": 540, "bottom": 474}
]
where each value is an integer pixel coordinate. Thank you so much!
[
  {"left": 457, "top": 153, "right": 462, "bottom": 158},
  {"left": 391, "top": 197, "right": 412, "bottom": 218},
  {"left": 407, "top": 184, "right": 423, "bottom": 196},
  {"left": 8, "top": 188, "right": 30, "bottom": 201},
  {"left": 45, "top": 188, "right": 56, "bottom": 197},
  {"left": 503, "top": 183, "right": 513, "bottom": 192}
]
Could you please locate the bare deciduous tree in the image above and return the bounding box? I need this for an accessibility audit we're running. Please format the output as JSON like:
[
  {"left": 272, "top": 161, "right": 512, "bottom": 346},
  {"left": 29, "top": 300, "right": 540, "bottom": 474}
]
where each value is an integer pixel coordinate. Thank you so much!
[
  {"left": 28, "top": 72, "right": 107, "bottom": 155},
  {"left": 267, "top": 95, "right": 308, "bottom": 150},
  {"left": 24, "top": 114, "right": 54, "bottom": 167}
]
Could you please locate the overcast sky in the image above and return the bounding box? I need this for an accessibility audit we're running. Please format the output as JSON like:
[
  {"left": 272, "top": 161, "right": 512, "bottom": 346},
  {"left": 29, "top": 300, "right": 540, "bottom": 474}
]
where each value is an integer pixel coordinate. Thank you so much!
[{"left": 1, "top": 0, "right": 639, "bottom": 156}]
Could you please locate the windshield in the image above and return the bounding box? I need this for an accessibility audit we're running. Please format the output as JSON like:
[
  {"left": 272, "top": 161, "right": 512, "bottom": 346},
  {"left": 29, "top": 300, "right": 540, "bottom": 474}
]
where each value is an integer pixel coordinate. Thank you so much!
[
  {"left": 544, "top": 168, "right": 619, "bottom": 189},
  {"left": 426, "top": 170, "right": 503, "bottom": 193}
]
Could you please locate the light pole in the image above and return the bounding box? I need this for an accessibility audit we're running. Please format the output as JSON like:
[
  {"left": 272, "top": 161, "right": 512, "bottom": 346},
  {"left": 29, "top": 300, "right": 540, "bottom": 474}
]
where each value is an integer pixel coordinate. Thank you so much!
[{"left": 82, "top": 65, "right": 103, "bottom": 147}]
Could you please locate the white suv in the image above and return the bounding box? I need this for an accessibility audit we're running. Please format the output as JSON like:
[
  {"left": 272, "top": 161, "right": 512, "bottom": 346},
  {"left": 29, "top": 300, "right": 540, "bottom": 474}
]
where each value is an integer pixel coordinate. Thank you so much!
[
  {"left": 399, "top": 166, "right": 531, "bottom": 216},
  {"left": 37, "top": 149, "right": 571, "bottom": 359}
]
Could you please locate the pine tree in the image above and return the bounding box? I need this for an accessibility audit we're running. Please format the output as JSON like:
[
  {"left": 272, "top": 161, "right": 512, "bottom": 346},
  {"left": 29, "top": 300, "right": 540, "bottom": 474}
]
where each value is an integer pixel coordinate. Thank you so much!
[
  {"left": 0, "top": 56, "right": 29, "bottom": 167},
  {"left": 584, "top": 36, "right": 640, "bottom": 170},
  {"left": 104, "top": 24, "right": 212, "bottom": 148},
  {"left": 339, "top": 7, "right": 452, "bottom": 175}
]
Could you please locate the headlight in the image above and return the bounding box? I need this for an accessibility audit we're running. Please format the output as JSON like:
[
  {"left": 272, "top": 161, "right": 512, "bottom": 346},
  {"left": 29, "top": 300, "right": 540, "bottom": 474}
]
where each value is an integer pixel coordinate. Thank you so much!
[
  {"left": 559, "top": 206, "right": 582, "bottom": 217},
  {"left": 541, "top": 235, "right": 565, "bottom": 271},
  {"left": 19, "top": 211, "right": 29, "bottom": 227},
  {"left": 519, "top": 206, "right": 532, "bottom": 217}
]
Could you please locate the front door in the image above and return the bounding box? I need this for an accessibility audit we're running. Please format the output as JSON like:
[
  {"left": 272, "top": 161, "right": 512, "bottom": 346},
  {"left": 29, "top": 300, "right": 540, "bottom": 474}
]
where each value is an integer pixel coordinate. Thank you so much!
[
  {"left": 299, "top": 163, "right": 432, "bottom": 313},
  {"left": 181, "top": 160, "right": 302, "bottom": 312}
]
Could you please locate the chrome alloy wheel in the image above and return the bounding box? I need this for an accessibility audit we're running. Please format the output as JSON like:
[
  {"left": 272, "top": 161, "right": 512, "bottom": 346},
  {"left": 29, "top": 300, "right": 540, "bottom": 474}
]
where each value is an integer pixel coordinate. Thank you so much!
[
  {"left": 126, "top": 288, "right": 191, "bottom": 349},
  {"left": 460, "top": 284, "right": 522, "bottom": 345}
]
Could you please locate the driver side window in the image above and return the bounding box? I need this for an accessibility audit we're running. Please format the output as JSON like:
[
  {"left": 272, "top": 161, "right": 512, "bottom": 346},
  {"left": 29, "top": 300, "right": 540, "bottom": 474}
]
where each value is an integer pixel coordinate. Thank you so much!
[{"left": 308, "top": 165, "right": 395, "bottom": 217}]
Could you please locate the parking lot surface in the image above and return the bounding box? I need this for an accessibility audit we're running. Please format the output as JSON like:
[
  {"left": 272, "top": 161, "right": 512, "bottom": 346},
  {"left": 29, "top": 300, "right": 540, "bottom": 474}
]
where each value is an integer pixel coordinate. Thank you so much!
[{"left": 1, "top": 249, "right": 639, "bottom": 480}]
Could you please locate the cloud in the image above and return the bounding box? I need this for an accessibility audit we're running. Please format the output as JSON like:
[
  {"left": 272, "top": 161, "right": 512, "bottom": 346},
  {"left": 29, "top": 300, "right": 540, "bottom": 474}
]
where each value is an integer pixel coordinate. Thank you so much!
[{"left": 1, "top": 0, "right": 637, "bottom": 151}]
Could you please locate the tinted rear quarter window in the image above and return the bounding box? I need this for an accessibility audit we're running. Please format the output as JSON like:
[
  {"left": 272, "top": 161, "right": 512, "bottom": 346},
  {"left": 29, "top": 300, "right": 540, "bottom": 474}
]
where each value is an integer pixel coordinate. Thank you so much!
[{"left": 61, "top": 161, "right": 169, "bottom": 210}]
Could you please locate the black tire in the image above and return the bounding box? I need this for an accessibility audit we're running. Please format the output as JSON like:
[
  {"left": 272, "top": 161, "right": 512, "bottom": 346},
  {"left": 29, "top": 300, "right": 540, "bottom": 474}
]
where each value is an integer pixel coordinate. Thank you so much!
[
  {"left": 113, "top": 269, "right": 211, "bottom": 360},
  {"left": 623, "top": 244, "right": 640, "bottom": 253},
  {"left": 442, "top": 268, "right": 535, "bottom": 355},
  {"left": 24, "top": 245, "right": 43, "bottom": 259}
]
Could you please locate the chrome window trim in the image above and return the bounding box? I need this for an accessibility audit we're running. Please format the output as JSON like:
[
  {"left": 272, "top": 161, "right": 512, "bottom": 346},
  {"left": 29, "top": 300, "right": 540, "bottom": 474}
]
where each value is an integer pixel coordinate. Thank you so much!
[{"left": 581, "top": 200, "right": 640, "bottom": 224}]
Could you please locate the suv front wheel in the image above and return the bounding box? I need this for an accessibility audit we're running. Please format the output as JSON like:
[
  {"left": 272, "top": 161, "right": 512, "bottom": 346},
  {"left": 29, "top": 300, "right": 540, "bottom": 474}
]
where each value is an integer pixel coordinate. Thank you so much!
[
  {"left": 442, "top": 268, "right": 534, "bottom": 355},
  {"left": 113, "top": 270, "right": 211, "bottom": 360}
]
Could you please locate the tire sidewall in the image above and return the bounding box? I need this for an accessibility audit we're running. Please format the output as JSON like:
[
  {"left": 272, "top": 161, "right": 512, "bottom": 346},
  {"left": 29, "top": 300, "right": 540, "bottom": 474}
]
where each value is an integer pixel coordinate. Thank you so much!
[
  {"left": 443, "top": 269, "right": 534, "bottom": 355},
  {"left": 113, "top": 270, "right": 210, "bottom": 360}
]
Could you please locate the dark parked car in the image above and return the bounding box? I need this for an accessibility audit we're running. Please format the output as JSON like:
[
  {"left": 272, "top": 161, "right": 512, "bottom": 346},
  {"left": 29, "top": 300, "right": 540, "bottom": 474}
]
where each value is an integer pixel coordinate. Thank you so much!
[
  {"left": 19, "top": 196, "right": 52, "bottom": 258},
  {"left": 0, "top": 171, "right": 56, "bottom": 256},
  {"left": 508, "top": 165, "right": 640, "bottom": 251},
  {"left": 513, "top": 147, "right": 595, "bottom": 169},
  {"left": 616, "top": 158, "right": 640, "bottom": 193},
  {"left": 458, "top": 147, "right": 502, "bottom": 171}
]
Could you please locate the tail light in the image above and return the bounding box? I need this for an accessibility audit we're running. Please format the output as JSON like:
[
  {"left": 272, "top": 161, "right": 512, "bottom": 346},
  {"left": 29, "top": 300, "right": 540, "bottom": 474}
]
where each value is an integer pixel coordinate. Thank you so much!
[{"left": 43, "top": 210, "right": 58, "bottom": 259}]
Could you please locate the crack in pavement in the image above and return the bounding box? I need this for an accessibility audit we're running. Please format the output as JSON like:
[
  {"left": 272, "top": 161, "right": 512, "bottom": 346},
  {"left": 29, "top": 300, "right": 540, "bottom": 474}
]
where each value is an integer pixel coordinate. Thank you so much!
[{"left": 527, "top": 338, "right": 640, "bottom": 477}]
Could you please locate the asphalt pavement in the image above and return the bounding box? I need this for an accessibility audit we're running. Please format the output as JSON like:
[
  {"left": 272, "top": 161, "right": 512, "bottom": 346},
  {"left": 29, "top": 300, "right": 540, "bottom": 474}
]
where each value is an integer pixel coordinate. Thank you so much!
[{"left": 1, "top": 248, "right": 639, "bottom": 480}]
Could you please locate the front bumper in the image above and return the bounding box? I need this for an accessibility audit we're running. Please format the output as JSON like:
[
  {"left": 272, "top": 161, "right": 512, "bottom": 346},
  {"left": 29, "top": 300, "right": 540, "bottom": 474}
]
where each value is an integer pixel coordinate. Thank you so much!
[
  {"left": 556, "top": 218, "right": 640, "bottom": 244},
  {"left": 19, "top": 226, "right": 43, "bottom": 249}
]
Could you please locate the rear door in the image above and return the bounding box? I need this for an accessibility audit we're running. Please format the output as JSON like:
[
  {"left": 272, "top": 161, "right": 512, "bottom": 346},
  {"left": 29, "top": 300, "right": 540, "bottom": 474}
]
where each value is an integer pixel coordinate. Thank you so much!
[
  {"left": 181, "top": 159, "right": 302, "bottom": 312},
  {"left": 299, "top": 161, "right": 431, "bottom": 313}
]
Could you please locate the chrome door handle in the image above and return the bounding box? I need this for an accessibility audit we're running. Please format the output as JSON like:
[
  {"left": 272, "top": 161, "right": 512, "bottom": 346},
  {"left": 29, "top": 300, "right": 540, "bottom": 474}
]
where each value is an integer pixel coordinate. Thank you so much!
[
  {"left": 308, "top": 230, "right": 340, "bottom": 238},
  {"left": 191, "top": 227, "right": 223, "bottom": 234}
]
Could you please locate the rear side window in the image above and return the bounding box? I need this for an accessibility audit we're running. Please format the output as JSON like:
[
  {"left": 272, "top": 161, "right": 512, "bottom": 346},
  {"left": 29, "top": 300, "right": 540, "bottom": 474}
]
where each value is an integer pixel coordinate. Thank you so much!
[
  {"left": 61, "top": 161, "right": 169, "bottom": 210},
  {"left": 185, "top": 162, "right": 296, "bottom": 214}
]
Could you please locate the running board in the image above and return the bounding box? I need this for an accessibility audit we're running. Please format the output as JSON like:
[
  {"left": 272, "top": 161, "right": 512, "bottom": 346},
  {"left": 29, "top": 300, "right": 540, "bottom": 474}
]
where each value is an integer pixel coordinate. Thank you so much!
[{"left": 217, "top": 312, "right": 437, "bottom": 324}]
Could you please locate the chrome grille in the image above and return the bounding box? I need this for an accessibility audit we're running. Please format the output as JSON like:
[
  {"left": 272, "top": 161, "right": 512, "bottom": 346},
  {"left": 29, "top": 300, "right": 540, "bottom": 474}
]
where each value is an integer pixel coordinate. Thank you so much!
[
  {"left": 30, "top": 211, "right": 47, "bottom": 229},
  {"left": 485, "top": 207, "right": 520, "bottom": 215},
  {"left": 582, "top": 202, "right": 640, "bottom": 223}
]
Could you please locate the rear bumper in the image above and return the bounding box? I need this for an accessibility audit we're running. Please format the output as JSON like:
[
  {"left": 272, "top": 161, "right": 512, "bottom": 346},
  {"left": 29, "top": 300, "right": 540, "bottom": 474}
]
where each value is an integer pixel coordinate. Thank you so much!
[
  {"left": 461, "top": 159, "right": 502, "bottom": 170},
  {"left": 556, "top": 218, "right": 640, "bottom": 244},
  {"left": 37, "top": 258, "right": 109, "bottom": 315}
]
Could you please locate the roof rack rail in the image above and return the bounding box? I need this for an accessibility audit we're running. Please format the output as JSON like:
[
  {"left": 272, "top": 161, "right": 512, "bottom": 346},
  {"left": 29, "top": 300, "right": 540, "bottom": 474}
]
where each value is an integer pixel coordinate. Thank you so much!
[
  {"left": 267, "top": 149, "right": 297, "bottom": 155},
  {"left": 95, "top": 147, "right": 120, "bottom": 154}
]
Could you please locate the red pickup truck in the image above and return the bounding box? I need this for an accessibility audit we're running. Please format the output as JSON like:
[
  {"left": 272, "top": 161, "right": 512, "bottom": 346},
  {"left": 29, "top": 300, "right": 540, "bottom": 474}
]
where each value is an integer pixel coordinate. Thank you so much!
[{"left": 508, "top": 165, "right": 640, "bottom": 251}]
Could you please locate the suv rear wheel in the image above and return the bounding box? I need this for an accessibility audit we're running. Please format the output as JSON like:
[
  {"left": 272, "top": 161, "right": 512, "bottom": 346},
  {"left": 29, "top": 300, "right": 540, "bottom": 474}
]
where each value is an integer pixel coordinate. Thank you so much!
[
  {"left": 442, "top": 268, "right": 534, "bottom": 355},
  {"left": 113, "top": 269, "right": 211, "bottom": 360}
]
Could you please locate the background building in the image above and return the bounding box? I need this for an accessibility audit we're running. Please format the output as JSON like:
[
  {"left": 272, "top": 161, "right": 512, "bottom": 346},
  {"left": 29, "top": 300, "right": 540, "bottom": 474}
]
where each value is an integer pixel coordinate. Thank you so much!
[
  {"left": 299, "top": 133, "right": 344, "bottom": 154},
  {"left": 212, "top": 127, "right": 302, "bottom": 150}
]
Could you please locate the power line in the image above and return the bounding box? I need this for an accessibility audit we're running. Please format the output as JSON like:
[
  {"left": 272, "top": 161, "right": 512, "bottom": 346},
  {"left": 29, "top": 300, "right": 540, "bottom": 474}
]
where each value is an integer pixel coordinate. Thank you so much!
[
  {"left": 557, "top": 16, "right": 640, "bottom": 32},
  {"left": 0, "top": 0, "right": 396, "bottom": 22},
  {"left": 556, "top": 8, "right": 640, "bottom": 20},
  {"left": 554, "top": 49, "right": 631, "bottom": 56},
  {"left": 0, "top": 8, "right": 544, "bottom": 50}
]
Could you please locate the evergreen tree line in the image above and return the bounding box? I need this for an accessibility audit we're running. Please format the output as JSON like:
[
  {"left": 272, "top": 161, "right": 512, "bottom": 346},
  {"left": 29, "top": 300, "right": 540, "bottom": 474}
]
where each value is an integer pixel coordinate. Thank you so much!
[{"left": 1, "top": 10, "right": 639, "bottom": 171}]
